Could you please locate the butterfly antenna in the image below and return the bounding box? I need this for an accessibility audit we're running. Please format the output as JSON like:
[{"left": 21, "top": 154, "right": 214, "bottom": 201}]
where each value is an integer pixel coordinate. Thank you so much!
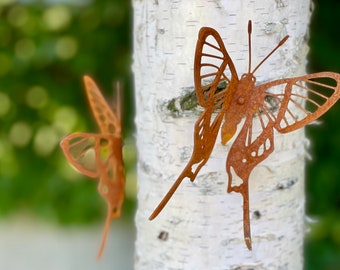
[
  {"left": 247, "top": 20, "right": 252, "bottom": 74},
  {"left": 251, "top": 34, "right": 289, "bottom": 74}
]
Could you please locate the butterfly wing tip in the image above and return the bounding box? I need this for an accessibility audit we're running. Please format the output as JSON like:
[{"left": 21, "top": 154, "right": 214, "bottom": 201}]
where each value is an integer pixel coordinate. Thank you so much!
[
  {"left": 245, "top": 237, "right": 252, "bottom": 250},
  {"left": 83, "top": 75, "right": 93, "bottom": 84},
  {"left": 59, "top": 137, "right": 68, "bottom": 150},
  {"left": 97, "top": 243, "right": 104, "bottom": 260},
  {"left": 149, "top": 209, "right": 160, "bottom": 220}
]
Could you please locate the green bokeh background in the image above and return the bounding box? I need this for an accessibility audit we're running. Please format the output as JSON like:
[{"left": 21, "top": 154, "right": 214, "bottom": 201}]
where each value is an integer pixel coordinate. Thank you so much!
[
  {"left": 0, "top": 1, "right": 134, "bottom": 223},
  {"left": 306, "top": 0, "right": 340, "bottom": 269},
  {"left": 0, "top": 0, "right": 339, "bottom": 269}
]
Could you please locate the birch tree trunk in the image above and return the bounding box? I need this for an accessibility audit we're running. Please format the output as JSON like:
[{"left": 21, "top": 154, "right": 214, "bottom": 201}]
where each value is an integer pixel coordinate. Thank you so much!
[{"left": 134, "top": 1, "right": 311, "bottom": 269}]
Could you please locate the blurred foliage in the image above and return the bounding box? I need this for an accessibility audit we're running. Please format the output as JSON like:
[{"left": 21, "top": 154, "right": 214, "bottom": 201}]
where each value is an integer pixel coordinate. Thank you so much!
[
  {"left": 306, "top": 0, "right": 340, "bottom": 269},
  {"left": 0, "top": 0, "right": 135, "bottom": 225},
  {"left": 0, "top": 0, "right": 339, "bottom": 269}
]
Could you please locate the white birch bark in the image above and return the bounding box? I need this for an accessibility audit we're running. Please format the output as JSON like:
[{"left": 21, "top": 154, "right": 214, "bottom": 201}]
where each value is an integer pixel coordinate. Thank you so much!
[{"left": 133, "top": 1, "right": 311, "bottom": 269}]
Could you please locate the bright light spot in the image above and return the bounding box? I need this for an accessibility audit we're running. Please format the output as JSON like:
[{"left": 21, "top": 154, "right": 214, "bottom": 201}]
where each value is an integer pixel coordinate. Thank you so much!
[
  {"left": 55, "top": 36, "right": 78, "bottom": 60},
  {"left": 0, "top": 138, "right": 18, "bottom": 176},
  {"left": 15, "top": 38, "right": 36, "bottom": 60},
  {"left": 7, "top": 5, "right": 29, "bottom": 27},
  {"left": 125, "top": 170, "right": 137, "bottom": 199},
  {"left": 26, "top": 86, "right": 48, "bottom": 109},
  {"left": 75, "top": 148, "right": 96, "bottom": 172},
  {"left": 43, "top": 5, "right": 71, "bottom": 31},
  {"left": 9, "top": 121, "right": 33, "bottom": 148},
  {"left": 0, "top": 53, "right": 12, "bottom": 75},
  {"left": 0, "top": 92, "right": 11, "bottom": 117},
  {"left": 54, "top": 106, "right": 78, "bottom": 133},
  {"left": 79, "top": 9, "right": 100, "bottom": 31},
  {"left": 122, "top": 139, "right": 137, "bottom": 164},
  {"left": 122, "top": 138, "right": 137, "bottom": 199},
  {"left": 0, "top": 140, "right": 5, "bottom": 158},
  {"left": 33, "top": 126, "right": 59, "bottom": 156}
]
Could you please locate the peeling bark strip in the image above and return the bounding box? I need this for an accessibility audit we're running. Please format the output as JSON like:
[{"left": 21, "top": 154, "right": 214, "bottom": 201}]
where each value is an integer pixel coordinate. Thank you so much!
[{"left": 134, "top": 1, "right": 312, "bottom": 269}]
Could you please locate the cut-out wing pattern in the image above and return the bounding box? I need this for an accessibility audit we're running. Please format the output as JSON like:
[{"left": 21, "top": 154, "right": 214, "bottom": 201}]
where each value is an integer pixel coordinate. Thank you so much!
[{"left": 150, "top": 21, "right": 340, "bottom": 250}]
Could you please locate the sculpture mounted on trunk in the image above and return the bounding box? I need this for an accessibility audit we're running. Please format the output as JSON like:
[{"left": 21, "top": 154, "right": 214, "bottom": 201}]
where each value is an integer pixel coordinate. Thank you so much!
[{"left": 150, "top": 20, "right": 340, "bottom": 250}]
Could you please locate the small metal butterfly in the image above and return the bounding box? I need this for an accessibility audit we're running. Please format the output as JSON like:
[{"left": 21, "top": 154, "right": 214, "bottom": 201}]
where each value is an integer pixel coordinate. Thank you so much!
[
  {"left": 150, "top": 20, "right": 340, "bottom": 249},
  {"left": 60, "top": 76, "right": 125, "bottom": 259}
]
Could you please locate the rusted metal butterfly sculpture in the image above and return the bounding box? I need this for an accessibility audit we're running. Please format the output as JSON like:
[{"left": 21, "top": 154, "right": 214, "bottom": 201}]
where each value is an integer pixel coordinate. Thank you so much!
[
  {"left": 60, "top": 76, "right": 125, "bottom": 259},
  {"left": 150, "top": 21, "right": 340, "bottom": 249}
]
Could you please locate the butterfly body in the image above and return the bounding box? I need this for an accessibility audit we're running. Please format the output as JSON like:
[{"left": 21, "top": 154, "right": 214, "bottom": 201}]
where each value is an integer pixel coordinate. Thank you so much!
[
  {"left": 150, "top": 21, "right": 340, "bottom": 250},
  {"left": 60, "top": 76, "right": 124, "bottom": 259},
  {"left": 221, "top": 73, "right": 257, "bottom": 145}
]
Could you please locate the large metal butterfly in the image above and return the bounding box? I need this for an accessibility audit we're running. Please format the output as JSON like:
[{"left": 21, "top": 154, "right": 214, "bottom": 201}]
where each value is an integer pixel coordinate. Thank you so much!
[
  {"left": 150, "top": 20, "right": 340, "bottom": 249},
  {"left": 60, "top": 76, "right": 125, "bottom": 259}
]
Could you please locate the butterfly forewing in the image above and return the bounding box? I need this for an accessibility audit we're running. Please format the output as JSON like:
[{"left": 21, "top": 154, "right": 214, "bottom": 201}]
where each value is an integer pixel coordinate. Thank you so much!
[
  {"left": 194, "top": 27, "right": 238, "bottom": 107},
  {"left": 83, "top": 76, "right": 121, "bottom": 135},
  {"left": 236, "top": 71, "right": 340, "bottom": 170},
  {"left": 257, "top": 72, "right": 340, "bottom": 133},
  {"left": 60, "top": 133, "right": 120, "bottom": 178}
]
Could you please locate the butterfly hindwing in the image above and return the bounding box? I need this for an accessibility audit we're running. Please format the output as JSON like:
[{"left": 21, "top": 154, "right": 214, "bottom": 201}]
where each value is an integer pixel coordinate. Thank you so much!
[
  {"left": 226, "top": 117, "right": 275, "bottom": 184},
  {"left": 95, "top": 133, "right": 125, "bottom": 259},
  {"left": 148, "top": 102, "right": 226, "bottom": 220}
]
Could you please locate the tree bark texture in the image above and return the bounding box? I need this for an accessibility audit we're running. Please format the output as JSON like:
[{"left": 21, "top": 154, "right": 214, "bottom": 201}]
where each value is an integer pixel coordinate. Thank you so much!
[{"left": 134, "top": 0, "right": 311, "bottom": 269}]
